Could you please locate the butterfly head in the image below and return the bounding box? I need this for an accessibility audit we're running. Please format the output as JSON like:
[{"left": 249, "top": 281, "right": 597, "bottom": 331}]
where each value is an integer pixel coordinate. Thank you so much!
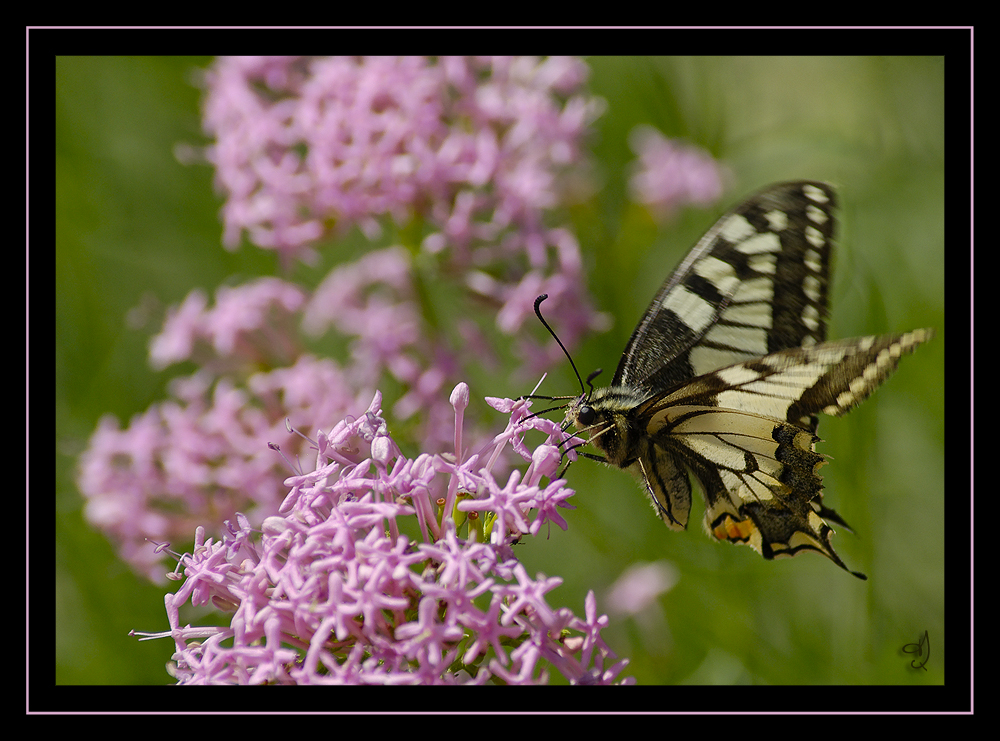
[{"left": 564, "top": 382, "right": 646, "bottom": 468}]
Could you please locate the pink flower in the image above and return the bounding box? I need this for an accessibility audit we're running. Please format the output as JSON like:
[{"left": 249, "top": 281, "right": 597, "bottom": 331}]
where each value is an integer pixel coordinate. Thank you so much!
[
  {"left": 132, "top": 386, "right": 632, "bottom": 685},
  {"left": 628, "top": 124, "right": 726, "bottom": 219}
]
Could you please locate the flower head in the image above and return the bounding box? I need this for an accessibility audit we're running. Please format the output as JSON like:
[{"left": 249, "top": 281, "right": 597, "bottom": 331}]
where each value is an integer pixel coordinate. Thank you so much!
[
  {"left": 136, "top": 385, "right": 632, "bottom": 685},
  {"left": 628, "top": 124, "right": 726, "bottom": 219},
  {"left": 204, "top": 56, "right": 600, "bottom": 261},
  {"left": 203, "top": 55, "right": 609, "bottom": 371}
]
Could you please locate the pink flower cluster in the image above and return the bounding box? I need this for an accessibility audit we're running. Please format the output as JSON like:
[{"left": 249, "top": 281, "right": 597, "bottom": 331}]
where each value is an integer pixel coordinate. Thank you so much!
[
  {"left": 204, "top": 56, "right": 596, "bottom": 257},
  {"left": 203, "top": 55, "right": 608, "bottom": 368},
  {"left": 628, "top": 124, "right": 726, "bottom": 219},
  {"left": 79, "top": 277, "right": 376, "bottom": 581},
  {"left": 133, "top": 386, "right": 632, "bottom": 685}
]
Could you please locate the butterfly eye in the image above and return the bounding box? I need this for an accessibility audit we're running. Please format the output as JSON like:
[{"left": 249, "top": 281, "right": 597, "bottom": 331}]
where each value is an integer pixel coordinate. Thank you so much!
[{"left": 578, "top": 405, "right": 596, "bottom": 426}]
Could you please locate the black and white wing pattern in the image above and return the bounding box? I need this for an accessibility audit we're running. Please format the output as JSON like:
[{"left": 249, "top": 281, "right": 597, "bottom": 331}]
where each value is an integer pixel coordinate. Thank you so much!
[
  {"left": 615, "top": 181, "right": 836, "bottom": 396},
  {"left": 567, "top": 181, "right": 932, "bottom": 579}
]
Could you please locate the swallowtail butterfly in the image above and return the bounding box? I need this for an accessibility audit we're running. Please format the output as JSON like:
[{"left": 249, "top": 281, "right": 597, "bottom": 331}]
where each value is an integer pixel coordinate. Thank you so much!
[{"left": 551, "top": 181, "right": 932, "bottom": 580}]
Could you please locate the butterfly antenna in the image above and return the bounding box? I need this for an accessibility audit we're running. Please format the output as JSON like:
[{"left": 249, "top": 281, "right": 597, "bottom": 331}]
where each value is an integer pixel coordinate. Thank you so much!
[{"left": 533, "top": 294, "right": 587, "bottom": 397}]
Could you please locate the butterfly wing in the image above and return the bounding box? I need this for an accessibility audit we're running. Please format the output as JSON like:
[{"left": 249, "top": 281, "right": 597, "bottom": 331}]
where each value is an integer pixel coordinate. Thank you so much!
[
  {"left": 573, "top": 180, "right": 932, "bottom": 578},
  {"left": 633, "top": 330, "right": 933, "bottom": 578},
  {"left": 615, "top": 181, "right": 836, "bottom": 399}
]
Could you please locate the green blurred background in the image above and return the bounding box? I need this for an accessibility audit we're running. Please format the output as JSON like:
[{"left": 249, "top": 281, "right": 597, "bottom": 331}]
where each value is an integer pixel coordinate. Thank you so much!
[{"left": 56, "top": 57, "right": 945, "bottom": 687}]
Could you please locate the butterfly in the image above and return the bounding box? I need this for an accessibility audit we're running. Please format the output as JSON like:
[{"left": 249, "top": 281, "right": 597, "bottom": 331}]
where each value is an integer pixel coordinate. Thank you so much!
[{"left": 538, "top": 181, "right": 932, "bottom": 579}]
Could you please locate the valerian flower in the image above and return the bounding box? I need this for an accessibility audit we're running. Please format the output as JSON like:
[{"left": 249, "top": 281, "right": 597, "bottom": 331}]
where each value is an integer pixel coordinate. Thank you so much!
[
  {"left": 132, "top": 384, "right": 633, "bottom": 685},
  {"left": 628, "top": 124, "right": 726, "bottom": 219}
]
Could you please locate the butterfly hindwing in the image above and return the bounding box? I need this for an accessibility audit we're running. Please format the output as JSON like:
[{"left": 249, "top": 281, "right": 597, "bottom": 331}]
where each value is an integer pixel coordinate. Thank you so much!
[{"left": 633, "top": 330, "right": 932, "bottom": 577}]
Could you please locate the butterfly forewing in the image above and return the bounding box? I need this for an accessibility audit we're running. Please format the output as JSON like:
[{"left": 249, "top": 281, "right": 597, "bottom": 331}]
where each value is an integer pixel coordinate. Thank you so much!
[
  {"left": 650, "top": 330, "right": 934, "bottom": 426},
  {"left": 566, "top": 181, "right": 932, "bottom": 579},
  {"left": 615, "top": 181, "right": 836, "bottom": 396}
]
